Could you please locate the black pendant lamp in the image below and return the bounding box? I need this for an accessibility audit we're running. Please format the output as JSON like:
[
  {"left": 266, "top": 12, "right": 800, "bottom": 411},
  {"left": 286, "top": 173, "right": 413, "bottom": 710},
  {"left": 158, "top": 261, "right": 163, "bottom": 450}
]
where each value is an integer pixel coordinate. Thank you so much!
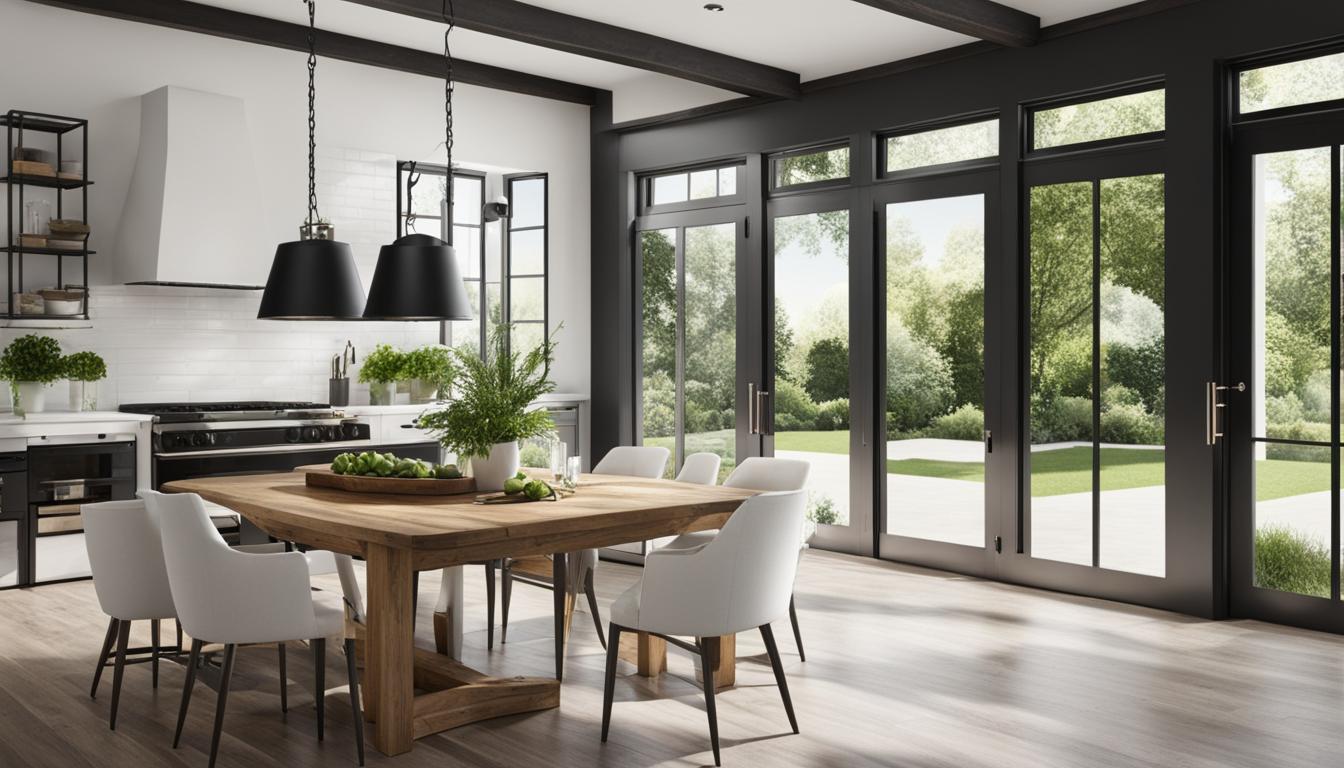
[
  {"left": 258, "top": 0, "right": 365, "bottom": 320},
  {"left": 363, "top": 0, "right": 472, "bottom": 321}
]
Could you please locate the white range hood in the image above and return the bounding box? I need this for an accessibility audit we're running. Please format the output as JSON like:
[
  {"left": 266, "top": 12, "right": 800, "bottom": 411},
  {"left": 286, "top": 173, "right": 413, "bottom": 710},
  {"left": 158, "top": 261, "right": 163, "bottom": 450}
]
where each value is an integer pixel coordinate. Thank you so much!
[{"left": 115, "top": 86, "right": 267, "bottom": 288}]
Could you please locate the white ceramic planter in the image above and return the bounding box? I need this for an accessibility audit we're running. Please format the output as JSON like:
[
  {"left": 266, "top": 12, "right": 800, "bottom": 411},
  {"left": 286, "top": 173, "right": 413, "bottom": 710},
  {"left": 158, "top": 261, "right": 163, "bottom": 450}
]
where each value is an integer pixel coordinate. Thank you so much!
[
  {"left": 471, "top": 441, "right": 520, "bottom": 491},
  {"left": 68, "top": 380, "right": 97, "bottom": 412},
  {"left": 13, "top": 381, "right": 47, "bottom": 417},
  {"left": 408, "top": 378, "right": 438, "bottom": 404},
  {"left": 369, "top": 381, "right": 396, "bottom": 406}
]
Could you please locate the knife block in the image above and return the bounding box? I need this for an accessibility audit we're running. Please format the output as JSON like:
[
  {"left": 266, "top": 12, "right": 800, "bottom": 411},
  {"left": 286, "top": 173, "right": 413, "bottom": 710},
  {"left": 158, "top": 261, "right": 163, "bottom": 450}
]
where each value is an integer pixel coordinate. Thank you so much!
[{"left": 329, "top": 377, "right": 350, "bottom": 407}]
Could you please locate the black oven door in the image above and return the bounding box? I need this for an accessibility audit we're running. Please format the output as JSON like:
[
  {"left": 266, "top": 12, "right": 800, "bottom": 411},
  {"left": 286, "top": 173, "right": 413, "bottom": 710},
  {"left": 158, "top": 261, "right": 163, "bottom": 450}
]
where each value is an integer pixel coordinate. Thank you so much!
[
  {"left": 28, "top": 441, "right": 136, "bottom": 584},
  {"left": 0, "top": 452, "right": 27, "bottom": 589}
]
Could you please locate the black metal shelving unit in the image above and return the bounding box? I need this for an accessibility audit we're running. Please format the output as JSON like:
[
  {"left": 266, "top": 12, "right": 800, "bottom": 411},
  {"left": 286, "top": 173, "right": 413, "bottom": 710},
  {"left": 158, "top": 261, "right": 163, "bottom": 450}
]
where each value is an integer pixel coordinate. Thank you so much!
[{"left": 2, "top": 110, "right": 92, "bottom": 321}]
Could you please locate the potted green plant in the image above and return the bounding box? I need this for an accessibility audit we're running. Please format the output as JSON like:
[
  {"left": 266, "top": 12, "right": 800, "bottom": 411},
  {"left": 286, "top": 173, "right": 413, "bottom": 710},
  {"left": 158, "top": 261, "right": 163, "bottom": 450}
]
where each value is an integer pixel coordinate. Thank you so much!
[
  {"left": 358, "top": 344, "right": 405, "bottom": 405},
  {"left": 62, "top": 351, "right": 107, "bottom": 412},
  {"left": 418, "top": 325, "right": 557, "bottom": 490},
  {"left": 402, "top": 345, "right": 458, "bottom": 403},
  {"left": 0, "top": 334, "right": 65, "bottom": 417}
]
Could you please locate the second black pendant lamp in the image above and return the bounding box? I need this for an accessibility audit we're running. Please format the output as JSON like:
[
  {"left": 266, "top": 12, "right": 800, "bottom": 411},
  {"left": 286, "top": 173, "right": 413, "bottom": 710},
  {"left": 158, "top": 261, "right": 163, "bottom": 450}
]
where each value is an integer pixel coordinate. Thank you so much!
[
  {"left": 363, "top": 0, "right": 472, "bottom": 321},
  {"left": 258, "top": 0, "right": 365, "bottom": 320}
]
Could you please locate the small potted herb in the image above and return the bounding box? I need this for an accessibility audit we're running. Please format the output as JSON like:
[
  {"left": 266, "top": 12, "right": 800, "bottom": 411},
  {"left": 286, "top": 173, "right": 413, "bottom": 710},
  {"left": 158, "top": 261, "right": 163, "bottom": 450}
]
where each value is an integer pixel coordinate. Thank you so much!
[
  {"left": 402, "top": 345, "right": 458, "bottom": 404},
  {"left": 417, "top": 325, "right": 557, "bottom": 490},
  {"left": 62, "top": 351, "right": 107, "bottom": 412},
  {"left": 0, "top": 334, "right": 65, "bottom": 417},
  {"left": 358, "top": 344, "right": 405, "bottom": 405}
]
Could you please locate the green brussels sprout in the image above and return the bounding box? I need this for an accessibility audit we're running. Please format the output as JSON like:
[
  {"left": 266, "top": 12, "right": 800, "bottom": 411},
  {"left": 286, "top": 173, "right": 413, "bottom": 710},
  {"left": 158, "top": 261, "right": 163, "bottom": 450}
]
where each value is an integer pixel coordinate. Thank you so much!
[
  {"left": 503, "top": 477, "right": 527, "bottom": 495},
  {"left": 523, "top": 480, "right": 553, "bottom": 501}
]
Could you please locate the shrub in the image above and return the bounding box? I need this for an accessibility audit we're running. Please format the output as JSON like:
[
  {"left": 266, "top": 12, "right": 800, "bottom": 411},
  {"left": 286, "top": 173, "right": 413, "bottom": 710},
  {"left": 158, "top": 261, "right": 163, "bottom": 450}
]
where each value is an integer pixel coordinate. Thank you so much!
[
  {"left": 1105, "top": 338, "right": 1164, "bottom": 412},
  {"left": 640, "top": 370, "right": 675, "bottom": 438},
  {"left": 1102, "top": 384, "right": 1141, "bottom": 409},
  {"left": 60, "top": 351, "right": 107, "bottom": 382},
  {"left": 0, "top": 334, "right": 64, "bottom": 383},
  {"left": 1265, "top": 421, "right": 1331, "bottom": 460},
  {"left": 886, "top": 325, "right": 954, "bottom": 432},
  {"left": 519, "top": 441, "right": 550, "bottom": 469},
  {"left": 774, "top": 378, "right": 818, "bottom": 432},
  {"left": 804, "top": 337, "right": 849, "bottom": 403},
  {"left": 1298, "top": 369, "right": 1331, "bottom": 423},
  {"left": 1031, "top": 395, "right": 1092, "bottom": 443},
  {"left": 1264, "top": 394, "right": 1305, "bottom": 425},
  {"left": 1254, "top": 525, "right": 1330, "bottom": 598},
  {"left": 925, "top": 404, "right": 984, "bottom": 440},
  {"left": 808, "top": 495, "right": 839, "bottom": 526},
  {"left": 402, "top": 345, "right": 458, "bottom": 395},
  {"left": 1100, "top": 402, "right": 1163, "bottom": 445},
  {"left": 814, "top": 399, "right": 849, "bottom": 431},
  {"left": 358, "top": 344, "right": 405, "bottom": 384},
  {"left": 1037, "top": 334, "right": 1092, "bottom": 400}
]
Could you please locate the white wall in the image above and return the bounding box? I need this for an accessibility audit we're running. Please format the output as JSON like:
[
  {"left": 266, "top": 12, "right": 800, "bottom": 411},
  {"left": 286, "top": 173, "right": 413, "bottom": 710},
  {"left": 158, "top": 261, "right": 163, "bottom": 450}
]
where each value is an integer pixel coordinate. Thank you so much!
[{"left": 0, "top": 0, "right": 591, "bottom": 395}]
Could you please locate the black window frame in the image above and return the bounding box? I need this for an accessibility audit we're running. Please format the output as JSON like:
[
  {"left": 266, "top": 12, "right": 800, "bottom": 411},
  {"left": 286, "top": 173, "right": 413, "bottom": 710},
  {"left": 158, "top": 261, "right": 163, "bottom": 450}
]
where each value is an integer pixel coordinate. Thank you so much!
[
  {"left": 504, "top": 172, "right": 549, "bottom": 358},
  {"left": 767, "top": 140, "right": 853, "bottom": 196},
  {"left": 639, "top": 160, "right": 747, "bottom": 216},
  {"left": 1023, "top": 78, "right": 1167, "bottom": 159},
  {"left": 876, "top": 110, "right": 1001, "bottom": 182},
  {"left": 1230, "top": 38, "right": 1344, "bottom": 125}
]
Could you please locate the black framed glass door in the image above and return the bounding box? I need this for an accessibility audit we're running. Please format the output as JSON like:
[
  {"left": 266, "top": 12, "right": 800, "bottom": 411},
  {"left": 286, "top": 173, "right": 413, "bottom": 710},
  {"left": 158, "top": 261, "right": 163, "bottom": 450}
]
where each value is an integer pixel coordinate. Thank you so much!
[
  {"left": 635, "top": 205, "right": 758, "bottom": 480},
  {"left": 1228, "top": 115, "right": 1344, "bottom": 633},
  {"left": 765, "top": 187, "right": 874, "bottom": 554},
  {"left": 874, "top": 170, "right": 1002, "bottom": 576}
]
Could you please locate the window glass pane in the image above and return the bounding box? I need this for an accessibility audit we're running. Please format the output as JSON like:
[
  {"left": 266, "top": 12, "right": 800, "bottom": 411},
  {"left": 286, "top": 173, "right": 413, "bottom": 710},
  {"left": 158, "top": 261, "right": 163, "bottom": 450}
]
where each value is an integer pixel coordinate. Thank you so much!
[
  {"left": 718, "top": 167, "right": 737, "bottom": 197},
  {"left": 651, "top": 173, "right": 689, "bottom": 205},
  {"left": 1099, "top": 174, "right": 1166, "bottom": 577},
  {"left": 454, "top": 226, "right": 480, "bottom": 278},
  {"left": 1029, "top": 181, "right": 1094, "bottom": 566},
  {"left": 447, "top": 281, "right": 482, "bottom": 357},
  {"left": 510, "top": 277, "right": 545, "bottom": 322},
  {"left": 405, "top": 171, "right": 446, "bottom": 219},
  {"left": 641, "top": 229, "right": 677, "bottom": 474},
  {"left": 510, "top": 323, "right": 545, "bottom": 359},
  {"left": 773, "top": 146, "right": 850, "bottom": 188},
  {"left": 1240, "top": 52, "right": 1344, "bottom": 114},
  {"left": 773, "top": 209, "right": 850, "bottom": 524},
  {"left": 885, "top": 119, "right": 998, "bottom": 173},
  {"left": 1033, "top": 89, "right": 1165, "bottom": 150},
  {"left": 485, "top": 281, "right": 503, "bottom": 346},
  {"left": 510, "top": 178, "right": 545, "bottom": 229},
  {"left": 1250, "top": 146, "right": 1333, "bottom": 597},
  {"left": 684, "top": 223, "right": 737, "bottom": 482},
  {"left": 510, "top": 229, "right": 544, "bottom": 275},
  {"left": 689, "top": 169, "right": 718, "bottom": 200},
  {"left": 453, "top": 176, "right": 482, "bottom": 226},
  {"left": 884, "top": 195, "right": 985, "bottom": 547}
]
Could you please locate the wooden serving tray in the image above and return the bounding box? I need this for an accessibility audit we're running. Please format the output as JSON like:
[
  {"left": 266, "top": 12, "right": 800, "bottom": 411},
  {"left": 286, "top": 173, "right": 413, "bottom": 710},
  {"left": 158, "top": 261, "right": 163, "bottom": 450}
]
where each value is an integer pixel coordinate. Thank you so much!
[{"left": 299, "top": 464, "right": 476, "bottom": 496}]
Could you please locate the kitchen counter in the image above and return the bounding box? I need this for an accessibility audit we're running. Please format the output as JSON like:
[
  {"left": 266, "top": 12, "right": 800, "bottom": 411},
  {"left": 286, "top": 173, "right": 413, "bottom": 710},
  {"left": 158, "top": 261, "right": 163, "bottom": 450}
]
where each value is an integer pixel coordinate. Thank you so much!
[
  {"left": 0, "top": 410, "right": 152, "bottom": 433},
  {"left": 0, "top": 411, "right": 154, "bottom": 486},
  {"left": 340, "top": 393, "right": 590, "bottom": 417}
]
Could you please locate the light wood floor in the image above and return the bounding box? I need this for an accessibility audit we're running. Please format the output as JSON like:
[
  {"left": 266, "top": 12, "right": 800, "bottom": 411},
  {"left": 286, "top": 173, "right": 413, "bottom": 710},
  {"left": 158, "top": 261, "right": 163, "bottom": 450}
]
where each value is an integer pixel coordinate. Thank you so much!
[{"left": 1, "top": 550, "right": 1341, "bottom": 767}]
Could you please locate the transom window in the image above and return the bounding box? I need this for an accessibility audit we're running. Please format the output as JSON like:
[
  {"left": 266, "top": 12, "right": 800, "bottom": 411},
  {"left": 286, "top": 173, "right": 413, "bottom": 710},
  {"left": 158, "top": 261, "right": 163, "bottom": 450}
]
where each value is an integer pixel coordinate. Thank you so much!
[
  {"left": 1238, "top": 49, "right": 1344, "bottom": 116},
  {"left": 646, "top": 164, "right": 742, "bottom": 208},
  {"left": 881, "top": 117, "right": 999, "bottom": 176},
  {"left": 770, "top": 143, "right": 850, "bottom": 190},
  {"left": 1030, "top": 86, "right": 1165, "bottom": 152}
]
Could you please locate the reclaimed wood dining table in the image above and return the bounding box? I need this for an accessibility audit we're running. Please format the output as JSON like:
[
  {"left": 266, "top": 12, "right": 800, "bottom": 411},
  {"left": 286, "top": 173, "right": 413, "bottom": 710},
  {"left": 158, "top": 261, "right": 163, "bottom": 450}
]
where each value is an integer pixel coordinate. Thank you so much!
[{"left": 163, "top": 470, "right": 756, "bottom": 757}]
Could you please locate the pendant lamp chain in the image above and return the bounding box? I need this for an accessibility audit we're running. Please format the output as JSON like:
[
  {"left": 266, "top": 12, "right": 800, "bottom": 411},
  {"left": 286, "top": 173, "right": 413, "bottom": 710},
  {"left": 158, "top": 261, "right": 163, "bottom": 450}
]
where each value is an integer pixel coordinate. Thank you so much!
[
  {"left": 443, "top": 0, "right": 455, "bottom": 244},
  {"left": 305, "top": 0, "right": 320, "bottom": 228}
]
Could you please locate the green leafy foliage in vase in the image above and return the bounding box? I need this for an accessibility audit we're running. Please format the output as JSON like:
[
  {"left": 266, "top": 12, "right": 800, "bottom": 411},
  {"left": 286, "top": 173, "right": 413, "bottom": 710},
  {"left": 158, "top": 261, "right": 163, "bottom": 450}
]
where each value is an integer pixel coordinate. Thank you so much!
[
  {"left": 402, "top": 345, "right": 458, "bottom": 397},
  {"left": 417, "top": 324, "right": 558, "bottom": 460},
  {"left": 358, "top": 344, "right": 405, "bottom": 384},
  {"left": 61, "top": 351, "right": 108, "bottom": 382},
  {"left": 0, "top": 334, "right": 65, "bottom": 383}
]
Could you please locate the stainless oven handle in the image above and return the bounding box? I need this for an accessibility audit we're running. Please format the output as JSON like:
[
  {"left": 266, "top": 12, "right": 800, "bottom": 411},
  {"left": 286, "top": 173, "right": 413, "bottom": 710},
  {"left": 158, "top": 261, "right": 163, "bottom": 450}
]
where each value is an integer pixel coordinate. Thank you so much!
[{"left": 41, "top": 478, "right": 114, "bottom": 486}]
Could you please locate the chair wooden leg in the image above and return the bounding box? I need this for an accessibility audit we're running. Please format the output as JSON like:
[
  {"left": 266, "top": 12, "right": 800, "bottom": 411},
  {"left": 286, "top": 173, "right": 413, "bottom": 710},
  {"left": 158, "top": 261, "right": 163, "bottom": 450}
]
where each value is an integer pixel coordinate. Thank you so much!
[
  {"left": 278, "top": 642, "right": 288, "bottom": 713},
  {"left": 485, "top": 560, "right": 496, "bottom": 650},
  {"left": 174, "top": 639, "right": 203, "bottom": 748},
  {"left": 601, "top": 623, "right": 622, "bottom": 742},
  {"left": 151, "top": 619, "right": 161, "bottom": 689},
  {"left": 584, "top": 569, "right": 606, "bottom": 649},
  {"left": 313, "top": 638, "right": 326, "bottom": 742},
  {"left": 344, "top": 638, "right": 365, "bottom": 766},
  {"left": 90, "top": 616, "right": 117, "bottom": 700},
  {"left": 698, "top": 637, "right": 721, "bottom": 766},
  {"left": 760, "top": 624, "right": 799, "bottom": 734},
  {"left": 108, "top": 619, "right": 131, "bottom": 731},
  {"left": 552, "top": 552, "right": 568, "bottom": 681},
  {"left": 207, "top": 644, "right": 237, "bottom": 768},
  {"left": 501, "top": 560, "right": 513, "bottom": 644},
  {"left": 789, "top": 594, "right": 806, "bottom": 662}
]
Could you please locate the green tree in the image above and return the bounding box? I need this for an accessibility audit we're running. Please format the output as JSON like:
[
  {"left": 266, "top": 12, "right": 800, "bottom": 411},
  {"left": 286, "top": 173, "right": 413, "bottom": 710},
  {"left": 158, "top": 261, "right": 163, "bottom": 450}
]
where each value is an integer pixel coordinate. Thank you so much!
[
  {"left": 805, "top": 337, "right": 849, "bottom": 402},
  {"left": 1029, "top": 182, "right": 1094, "bottom": 397},
  {"left": 774, "top": 304, "right": 796, "bottom": 382}
]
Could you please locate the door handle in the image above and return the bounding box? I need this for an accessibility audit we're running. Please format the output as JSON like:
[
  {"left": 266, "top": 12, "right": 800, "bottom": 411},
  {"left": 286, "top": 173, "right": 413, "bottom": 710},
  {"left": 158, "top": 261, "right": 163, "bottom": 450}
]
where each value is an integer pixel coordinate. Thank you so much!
[
  {"left": 748, "top": 382, "right": 756, "bottom": 434},
  {"left": 756, "top": 387, "right": 771, "bottom": 436},
  {"left": 1206, "top": 380, "right": 1245, "bottom": 446}
]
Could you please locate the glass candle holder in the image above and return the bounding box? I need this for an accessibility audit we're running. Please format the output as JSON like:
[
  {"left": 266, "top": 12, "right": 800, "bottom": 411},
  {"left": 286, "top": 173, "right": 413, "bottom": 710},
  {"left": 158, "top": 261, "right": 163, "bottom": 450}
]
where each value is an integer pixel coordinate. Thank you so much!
[
  {"left": 550, "top": 439, "right": 567, "bottom": 482},
  {"left": 565, "top": 456, "right": 582, "bottom": 489}
]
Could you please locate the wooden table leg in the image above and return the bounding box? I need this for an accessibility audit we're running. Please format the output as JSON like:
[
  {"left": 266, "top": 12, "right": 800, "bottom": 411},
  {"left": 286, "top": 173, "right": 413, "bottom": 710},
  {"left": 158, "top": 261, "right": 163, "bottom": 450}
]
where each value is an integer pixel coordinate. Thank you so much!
[
  {"left": 366, "top": 543, "right": 416, "bottom": 756},
  {"left": 432, "top": 566, "right": 464, "bottom": 660},
  {"left": 712, "top": 634, "right": 735, "bottom": 690},
  {"left": 552, "top": 552, "right": 568, "bottom": 681}
]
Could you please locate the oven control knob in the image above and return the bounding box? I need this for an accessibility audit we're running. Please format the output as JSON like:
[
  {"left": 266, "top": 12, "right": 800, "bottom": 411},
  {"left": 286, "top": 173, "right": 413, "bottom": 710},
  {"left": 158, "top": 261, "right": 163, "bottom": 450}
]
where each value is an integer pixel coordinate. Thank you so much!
[
  {"left": 324, "top": 426, "right": 338, "bottom": 441},
  {"left": 174, "top": 434, "right": 191, "bottom": 449},
  {"left": 306, "top": 427, "right": 322, "bottom": 442},
  {"left": 286, "top": 427, "right": 301, "bottom": 443},
  {"left": 343, "top": 423, "right": 362, "bottom": 439},
  {"left": 190, "top": 432, "right": 208, "bottom": 447}
]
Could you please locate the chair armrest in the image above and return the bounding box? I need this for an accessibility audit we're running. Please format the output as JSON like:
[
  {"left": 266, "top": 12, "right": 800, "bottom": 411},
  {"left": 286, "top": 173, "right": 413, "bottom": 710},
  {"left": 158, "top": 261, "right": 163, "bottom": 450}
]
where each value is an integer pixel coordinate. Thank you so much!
[{"left": 204, "top": 549, "right": 319, "bottom": 644}]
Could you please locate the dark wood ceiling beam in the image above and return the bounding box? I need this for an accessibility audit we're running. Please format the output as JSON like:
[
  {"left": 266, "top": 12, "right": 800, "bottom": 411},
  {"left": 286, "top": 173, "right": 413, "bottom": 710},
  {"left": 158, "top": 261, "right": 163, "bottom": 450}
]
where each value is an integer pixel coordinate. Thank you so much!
[
  {"left": 26, "top": 0, "right": 598, "bottom": 105},
  {"left": 343, "top": 0, "right": 802, "bottom": 99},
  {"left": 850, "top": 0, "right": 1040, "bottom": 47}
]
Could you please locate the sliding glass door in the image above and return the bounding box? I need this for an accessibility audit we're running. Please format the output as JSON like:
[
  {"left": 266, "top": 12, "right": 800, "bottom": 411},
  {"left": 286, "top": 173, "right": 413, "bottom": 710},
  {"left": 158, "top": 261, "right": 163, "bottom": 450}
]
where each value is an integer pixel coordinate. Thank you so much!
[{"left": 875, "top": 171, "right": 1001, "bottom": 575}]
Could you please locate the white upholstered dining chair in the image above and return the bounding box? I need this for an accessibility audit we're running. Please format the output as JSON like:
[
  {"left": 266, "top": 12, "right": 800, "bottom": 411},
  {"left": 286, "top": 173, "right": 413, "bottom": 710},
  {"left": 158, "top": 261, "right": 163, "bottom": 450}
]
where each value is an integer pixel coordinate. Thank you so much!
[
  {"left": 494, "top": 445, "right": 671, "bottom": 652},
  {"left": 601, "top": 489, "right": 805, "bottom": 765},
  {"left": 675, "top": 451, "right": 722, "bottom": 485},
  {"left": 143, "top": 490, "right": 364, "bottom": 768}
]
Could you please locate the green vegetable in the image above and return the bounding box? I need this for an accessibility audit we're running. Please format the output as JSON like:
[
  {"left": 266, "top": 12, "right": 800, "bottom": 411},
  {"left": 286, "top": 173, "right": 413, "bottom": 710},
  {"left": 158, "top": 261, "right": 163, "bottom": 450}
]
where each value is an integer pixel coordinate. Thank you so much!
[
  {"left": 503, "top": 477, "right": 527, "bottom": 495},
  {"left": 523, "top": 480, "right": 553, "bottom": 501},
  {"left": 434, "top": 464, "right": 462, "bottom": 479},
  {"left": 515, "top": 471, "right": 527, "bottom": 480}
]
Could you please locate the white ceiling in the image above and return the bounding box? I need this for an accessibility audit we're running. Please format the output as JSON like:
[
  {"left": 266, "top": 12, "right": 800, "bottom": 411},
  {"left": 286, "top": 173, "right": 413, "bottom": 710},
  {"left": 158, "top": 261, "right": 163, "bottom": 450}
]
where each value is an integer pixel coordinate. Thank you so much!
[{"left": 195, "top": 0, "right": 1147, "bottom": 122}]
